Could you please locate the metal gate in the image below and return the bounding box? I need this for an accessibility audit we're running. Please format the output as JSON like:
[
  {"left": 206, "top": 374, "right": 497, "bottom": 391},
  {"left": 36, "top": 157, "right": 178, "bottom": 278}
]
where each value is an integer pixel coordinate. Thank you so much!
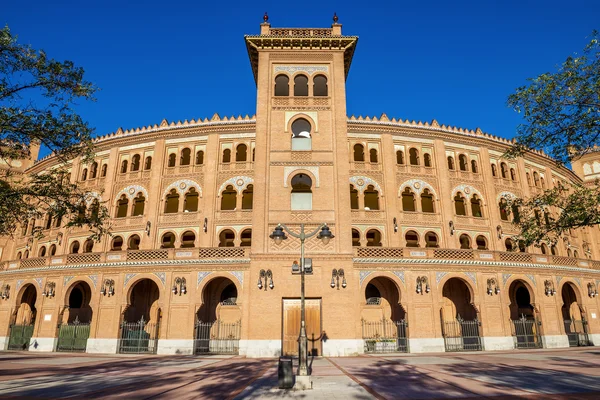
[
  {"left": 564, "top": 319, "right": 590, "bottom": 347},
  {"left": 194, "top": 320, "right": 241, "bottom": 355},
  {"left": 442, "top": 316, "right": 482, "bottom": 352},
  {"left": 7, "top": 324, "right": 34, "bottom": 350},
  {"left": 362, "top": 319, "right": 408, "bottom": 353},
  {"left": 510, "top": 315, "right": 542, "bottom": 349},
  {"left": 57, "top": 318, "right": 90, "bottom": 352},
  {"left": 118, "top": 317, "right": 159, "bottom": 354}
]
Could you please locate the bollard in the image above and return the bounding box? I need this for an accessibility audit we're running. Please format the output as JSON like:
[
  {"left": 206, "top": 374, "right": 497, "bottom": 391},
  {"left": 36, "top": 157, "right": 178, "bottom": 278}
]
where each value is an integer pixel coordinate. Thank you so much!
[{"left": 278, "top": 356, "right": 294, "bottom": 389}]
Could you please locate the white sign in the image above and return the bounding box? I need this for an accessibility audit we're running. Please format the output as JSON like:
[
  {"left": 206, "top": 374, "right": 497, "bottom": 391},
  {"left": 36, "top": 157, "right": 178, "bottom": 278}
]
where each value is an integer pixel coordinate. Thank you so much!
[
  {"left": 536, "top": 257, "right": 548, "bottom": 263},
  {"left": 176, "top": 251, "right": 193, "bottom": 258},
  {"left": 107, "top": 254, "right": 122, "bottom": 260},
  {"left": 479, "top": 253, "right": 493, "bottom": 259},
  {"left": 410, "top": 251, "right": 426, "bottom": 257},
  {"left": 44, "top": 314, "right": 52, "bottom": 321},
  {"left": 592, "top": 313, "right": 597, "bottom": 319},
  {"left": 51, "top": 258, "right": 63, "bottom": 264}
]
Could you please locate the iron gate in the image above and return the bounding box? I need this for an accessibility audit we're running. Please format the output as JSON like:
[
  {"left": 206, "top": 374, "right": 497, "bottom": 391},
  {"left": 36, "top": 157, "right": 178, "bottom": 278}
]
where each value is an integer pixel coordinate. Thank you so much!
[
  {"left": 510, "top": 315, "right": 542, "bottom": 349},
  {"left": 7, "top": 324, "right": 34, "bottom": 350},
  {"left": 57, "top": 318, "right": 90, "bottom": 352},
  {"left": 118, "top": 317, "right": 159, "bottom": 354},
  {"left": 362, "top": 319, "right": 408, "bottom": 353},
  {"left": 564, "top": 319, "right": 590, "bottom": 347},
  {"left": 194, "top": 320, "right": 241, "bottom": 355},
  {"left": 442, "top": 316, "right": 482, "bottom": 352}
]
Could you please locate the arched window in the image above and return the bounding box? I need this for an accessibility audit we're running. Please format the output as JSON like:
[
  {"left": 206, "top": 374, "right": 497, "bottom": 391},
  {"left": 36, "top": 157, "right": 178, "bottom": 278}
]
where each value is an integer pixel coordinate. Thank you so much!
[
  {"left": 459, "top": 155, "right": 468, "bottom": 171},
  {"left": 132, "top": 193, "right": 145, "bottom": 216},
  {"left": 551, "top": 245, "right": 557, "bottom": 255},
  {"left": 447, "top": 156, "right": 455, "bottom": 170},
  {"left": 567, "top": 248, "right": 573, "bottom": 257},
  {"left": 409, "top": 148, "right": 419, "bottom": 165},
  {"left": 90, "top": 162, "right": 98, "bottom": 179},
  {"left": 471, "top": 160, "right": 478, "bottom": 173},
  {"left": 81, "top": 168, "right": 88, "bottom": 181},
  {"left": 181, "top": 231, "right": 196, "bottom": 248},
  {"left": 120, "top": 160, "right": 128, "bottom": 174},
  {"left": 574, "top": 250, "right": 579, "bottom": 258},
  {"left": 144, "top": 156, "right": 152, "bottom": 170},
  {"left": 533, "top": 172, "right": 540, "bottom": 187},
  {"left": 236, "top": 144, "right": 248, "bottom": 162},
  {"left": 421, "top": 189, "right": 435, "bottom": 213},
  {"left": 350, "top": 185, "right": 359, "bottom": 210},
  {"left": 401, "top": 187, "right": 416, "bottom": 212},
  {"left": 45, "top": 213, "right": 53, "bottom": 230},
  {"left": 38, "top": 246, "right": 46, "bottom": 257},
  {"left": 491, "top": 164, "right": 497, "bottom": 177},
  {"left": 49, "top": 244, "right": 56, "bottom": 256},
  {"left": 111, "top": 236, "right": 123, "bottom": 251},
  {"left": 164, "top": 189, "right": 180, "bottom": 213},
  {"left": 366, "top": 229, "right": 382, "bottom": 247},
  {"left": 540, "top": 177, "right": 545, "bottom": 189},
  {"left": 83, "top": 239, "right": 94, "bottom": 253},
  {"left": 294, "top": 74, "right": 308, "bottom": 96},
  {"left": 405, "top": 230, "right": 420, "bottom": 247},
  {"left": 424, "top": 153, "right": 432, "bottom": 167},
  {"left": 252, "top": 148, "right": 255, "bottom": 161},
  {"left": 353, "top": 144, "right": 365, "bottom": 162},
  {"left": 313, "top": 75, "right": 328, "bottom": 96},
  {"left": 352, "top": 229, "right": 361, "bottom": 247},
  {"left": 499, "top": 199, "right": 509, "bottom": 221},
  {"left": 218, "top": 229, "right": 235, "bottom": 247},
  {"left": 500, "top": 162, "right": 508, "bottom": 179},
  {"left": 128, "top": 235, "right": 140, "bottom": 250},
  {"left": 242, "top": 184, "right": 253, "bottom": 210},
  {"left": 131, "top": 154, "right": 141, "bottom": 171},
  {"left": 291, "top": 174, "right": 312, "bottom": 210},
  {"left": 526, "top": 172, "right": 531, "bottom": 186},
  {"left": 396, "top": 150, "right": 405, "bottom": 165},
  {"left": 161, "top": 232, "right": 175, "bottom": 249},
  {"left": 364, "top": 185, "right": 379, "bottom": 210},
  {"left": 240, "top": 229, "right": 252, "bottom": 247},
  {"left": 425, "top": 231, "right": 439, "bottom": 248},
  {"left": 459, "top": 234, "right": 471, "bottom": 249},
  {"left": 23, "top": 250, "right": 29, "bottom": 259},
  {"left": 17, "top": 251, "right": 22, "bottom": 259},
  {"left": 476, "top": 235, "right": 488, "bottom": 250},
  {"left": 180, "top": 148, "right": 191, "bottom": 166},
  {"left": 184, "top": 188, "right": 199, "bottom": 212},
  {"left": 505, "top": 238, "right": 514, "bottom": 251},
  {"left": 510, "top": 168, "right": 516, "bottom": 181},
  {"left": 541, "top": 243, "right": 548, "bottom": 255},
  {"left": 369, "top": 149, "right": 378, "bottom": 163},
  {"left": 518, "top": 241, "right": 527, "bottom": 253},
  {"left": 168, "top": 153, "right": 176, "bottom": 167},
  {"left": 220, "top": 185, "right": 237, "bottom": 211},
  {"left": 291, "top": 118, "right": 312, "bottom": 151},
  {"left": 274, "top": 74, "right": 289, "bottom": 96},
  {"left": 116, "top": 194, "right": 129, "bottom": 218},
  {"left": 454, "top": 193, "right": 466, "bottom": 215},
  {"left": 70, "top": 241, "right": 80, "bottom": 254},
  {"left": 470, "top": 194, "right": 483, "bottom": 218},
  {"left": 90, "top": 199, "right": 100, "bottom": 220},
  {"left": 195, "top": 150, "right": 204, "bottom": 165},
  {"left": 222, "top": 149, "right": 231, "bottom": 163},
  {"left": 101, "top": 164, "right": 107, "bottom": 177}
]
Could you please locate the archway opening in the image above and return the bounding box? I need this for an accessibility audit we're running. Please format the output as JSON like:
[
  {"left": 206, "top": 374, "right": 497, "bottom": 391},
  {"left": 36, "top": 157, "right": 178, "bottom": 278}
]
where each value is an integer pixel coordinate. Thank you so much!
[
  {"left": 561, "top": 282, "right": 589, "bottom": 346},
  {"left": 363, "top": 277, "right": 405, "bottom": 321},
  {"left": 197, "top": 277, "right": 240, "bottom": 323},
  {"left": 124, "top": 279, "right": 160, "bottom": 324},
  {"left": 440, "top": 278, "right": 481, "bottom": 351},
  {"left": 508, "top": 280, "right": 534, "bottom": 320},
  {"left": 441, "top": 278, "right": 476, "bottom": 321},
  {"left": 16, "top": 284, "right": 37, "bottom": 325},
  {"left": 66, "top": 281, "right": 93, "bottom": 323}
]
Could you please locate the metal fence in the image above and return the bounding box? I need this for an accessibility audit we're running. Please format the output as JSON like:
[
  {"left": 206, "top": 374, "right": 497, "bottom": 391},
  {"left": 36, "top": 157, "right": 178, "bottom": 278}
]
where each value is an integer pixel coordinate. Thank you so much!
[
  {"left": 362, "top": 319, "right": 408, "bottom": 353},
  {"left": 194, "top": 320, "right": 241, "bottom": 355},
  {"left": 118, "top": 317, "right": 159, "bottom": 354},
  {"left": 8, "top": 324, "right": 34, "bottom": 350},
  {"left": 510, "top": 315, "right": 542, "bottom": 349},
  {"left": 564, "top": 319, "right": 590, "bottom": 347},
  {"left": 57, "top": 318, "right": 90, "bottom": 352},
  {"left": 442, "top": 317, "right": 482, "bottom": 352}
]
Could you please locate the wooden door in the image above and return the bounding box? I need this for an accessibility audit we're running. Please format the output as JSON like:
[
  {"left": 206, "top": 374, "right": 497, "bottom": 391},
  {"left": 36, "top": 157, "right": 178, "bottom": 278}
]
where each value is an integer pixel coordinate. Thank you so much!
[{"left": 282, "top": 299, "right": 322, "bottom": 356}]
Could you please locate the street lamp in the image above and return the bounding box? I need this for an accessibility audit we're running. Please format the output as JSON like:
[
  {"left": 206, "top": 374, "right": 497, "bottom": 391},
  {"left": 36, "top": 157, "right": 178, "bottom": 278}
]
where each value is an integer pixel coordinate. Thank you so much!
[{"left": 270, "top": 223, "right": 334, "bottom": 382}]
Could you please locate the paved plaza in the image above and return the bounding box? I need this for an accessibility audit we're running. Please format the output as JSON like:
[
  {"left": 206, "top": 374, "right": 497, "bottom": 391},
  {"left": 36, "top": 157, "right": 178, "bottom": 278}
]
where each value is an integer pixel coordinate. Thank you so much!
[{"left": 1, "top": 348, "right": 600, "bottom": 399}]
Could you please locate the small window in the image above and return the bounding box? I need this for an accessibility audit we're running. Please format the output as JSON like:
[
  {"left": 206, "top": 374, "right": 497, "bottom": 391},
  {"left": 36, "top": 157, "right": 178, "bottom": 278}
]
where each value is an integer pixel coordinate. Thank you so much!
[
  {"left": 499, "top": 199, "right": 509, "bottom": 221},
  {"left": 369, "top": 149, "right": 378, "bottom": 163},
  {"left": 220, "top": 185, "right": 237, "bottom": 211},
  {"left": 274, "top": 74, "right": 289, "bottom": 96},
  {"left": 294, "top": 74, "right": 308, "bottom": 96},
  {"left": 236, "top": 144, "right": 248, "bottom": 162},
  {"left": 291, "top": 119, "right": 312, "bottom": 151},
  {"left": 574, "top": 250, "right": 579, "bottom": 258},
  {"left": 120, "top": 160, "right": 128, "bottom": 174},
  {"left": 491, "top": 164, "right": 497, "bottom": 177},
  {"left": 116, "top": 194, "right": 129, "bottom": 218},
  {"left": 195, "top": 151, "right": 204, "bottom": 165},
  {"left": 454, "top": 193, "right": 466, "bottom": 216},
  {"left": 551, "top": 245, "right": 557, "bottom": 255},
  {"left": 424, "top": 153, "right": 432, "bottom": 167},
  {"left": 242, "top": 184, "right": 253, "bottom": 210},
  {"left": 144, "top": 156, "right": 152, "bottom": 170},
  {"left": 128, "top": 235, "right": 140, "bottom": 250},
  {"left": 222, "top": 149, "right": 231, "bottom": 163},
  {"left": 518, "top": 241, "right": 527, "bottom": 253},
  {"left": 38, "top": 246, "right": 46, "bottom": 257},
  {"left": 364, "top": 185, "right": 379, "bottom": 210},
  {"left": 132, "top": 193, "right": 145, "bottom": 216},
  {"left": 475, "top": 235, "right": 488, "bottom": 250},
  {"left": 101, "top": 164, "right": 107, "bottom": 177},
  {"left": 459, "top": 234, "right": 471, "bottom": 249},
  {"left": 501, "top": 163, "right": 508, "bottom": 179},
  {"left": 90, "top": 162, "right": 98, "bottom": 179},
  {"left": 470, "top": 194, "right": 483, "bottom": 218},
  {"left": 131, "top": 154, "right": 141, "bottom": 171},
  {"left": 401, "top": 187, "right": 416, "bottom": 212},
  {"left": 533, "top": 172, "right": 540, "bottom": 187},
  {"left": 161, "top": 232, "right": 176, "bottom": 249},
  {"left": 180, "top": 148, "right": 191, "bottom": 166},
  {"left": 471, "top": 160, "right": 478, "bottom": 173},
  {"left": 70, "top": 241, "right": 80, "bottom": 254},
  {"left": 168, "top": 153, "right": 176, "bottom": 167},
  {"left": 459, "top": 155, "right": 468, "bottom": 171},
  {"left": 164, "top": 189, "right": 180, "bottom": 213},
  {"left": 313, "top": 75, "right": 328, "bottom": 96},
  {"left": 291, "top": 174, "right": 312, "bottom": 211},
  {"left": 425, "top": 231, "right": 439, "bottom": 248},
  {"left": 541, "top": 243, "right": 548, "bottom": 255},
  {"left": 366, "top": 229, "right": 382, "bottom": 247},
  {"left": 240, "top": 229, "right": 252, "bottom": 247},
  {"left": 505, "top": 238, "right": 514, "bottom": 251},
  {"left": 526, "top": 172, "right": 531, "bottom": 186},
  {"left": 181, "top": 231, "right": 196, "bottom": 248},
  {"left": 352, "top": 229, "right": 361, "bottom": 246},
  {"left": 111, "top": 236, "right": 123, "bottom": 251},
  {"left": 447, "top": 156, "right": 455, "bottom": 170},
  {"left": 350, "top": 185, "right": 359, "bottom": 210},
  {"left": 421, "top": 189, "right": 435, "bottom": 213},
  {"left": 405, "top": 230, "right": 419, "bottom": 247},
  {"left": 184, "top": 188, "right": 199, "bottom": 212},
  {"left": 353, "top": 144, "right": 365, "bottom": 162},
  {"left": 218, "top": 229, "right": 235, "bottom": 247},
  {"left": 49, "top": 244, "right": 57, "bottom": 256},
  {"left": 81, "top": 168, "right": 88, "bottom": 181},
  {"left": 83, "top": 239, "right": 94, "bottom": 253},
  {"left": 409, "top": 148, "right": 419, "bottom": 165},
  {"left": 396, "top": 150, "right": 405, "bottom": 165},
  {"left": 510, "top": 168, "right": 516, "bottom": 181}
]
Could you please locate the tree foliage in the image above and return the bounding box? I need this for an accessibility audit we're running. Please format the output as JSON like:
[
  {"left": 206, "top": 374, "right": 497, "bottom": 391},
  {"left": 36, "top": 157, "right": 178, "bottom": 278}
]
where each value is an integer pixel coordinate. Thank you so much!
[
  {"left": 0, "top": 25, "right": 108, "bottom": 239},
  {"left": 505, "top": 31, "right": 600, "bottom": 248}
]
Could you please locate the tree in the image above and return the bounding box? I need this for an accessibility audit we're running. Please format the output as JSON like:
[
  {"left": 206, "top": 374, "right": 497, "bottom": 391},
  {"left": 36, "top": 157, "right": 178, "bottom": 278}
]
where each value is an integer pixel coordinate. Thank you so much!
[
  {"left": 504, "top": 31, "right": 600, "bottom": 248},
  {"left": 0, "top": 25, "right": 108, "bottom": 240}
]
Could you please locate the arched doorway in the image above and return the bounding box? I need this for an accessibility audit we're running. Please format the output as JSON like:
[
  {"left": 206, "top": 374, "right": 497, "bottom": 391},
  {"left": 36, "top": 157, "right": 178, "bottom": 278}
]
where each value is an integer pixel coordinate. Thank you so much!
[
  {"left": 508, "top": 280, "right": 542, "bottom": 349},
  {"left": 57, "top": 281, "right": 93, "bottom": 352},
  {"left": 440, "top": 278, "right": 482, "bottom": 351},
  {"left": 361, "top": 276, "right": 408, "bottom": 353},
  {"left": 119, "top": 279, "right": 161, "bottom": 354},
  {"left": 8, "top": 284, "right": 37, "bottom": 350},
  {"left": 195, "top": 277, "right": 241, "bottom": 355},
  {"left": 561, "top": 282, "right": 590, "bottom": 347}
]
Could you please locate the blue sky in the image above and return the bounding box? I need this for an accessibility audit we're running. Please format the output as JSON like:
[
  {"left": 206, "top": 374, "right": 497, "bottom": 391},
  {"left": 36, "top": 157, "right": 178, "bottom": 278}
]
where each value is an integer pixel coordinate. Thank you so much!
[{"left": 3, "top": 1, "right": 599, "bottom": 158}]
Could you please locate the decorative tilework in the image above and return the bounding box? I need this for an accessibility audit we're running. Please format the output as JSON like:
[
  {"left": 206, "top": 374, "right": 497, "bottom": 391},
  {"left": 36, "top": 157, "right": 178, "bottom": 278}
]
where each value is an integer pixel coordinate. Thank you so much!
[
  {"left": 349, "top": 176, "right": 382, "bottom": 194},
  {"left": 124, "top": 273, "right": 137, "bottom": 287},
  {"left": 274, "top": 65, "right": 329, "bottom": 75},
  {"left": 359, "top": 271, "right": 372, "bottom": 286},
  {"left": 525, "top": 274, "right": 536, "bottom": 287},
  {"left": 436, "top": 272, "right": 448, "bottom": 284},
  {"left": 197, "top": 271, "right": 212, "bottom": 287},
  {"left": 229, "top": 271, "right": 244, "bottom": 285},
  {"left": 463, "top": 272, "right": 476, "bottom": 285},
  {"left": 502, "top": 274, "right": 512, "bottom": 286},
  {"left": 574, "top": 277, "right": 582, "bottom": 288},
  {"left": 115, "top": 185, "right": 149, "bottom": 201},
  {"left": 63, "top": 276, "right": 74, "bottom": 286},
  {"left": 162, "top": 180, "right": 202, "bottom": 198},
  {"left": 556, "top": 276, "right": 563, "bottom": 286},
  {"left": 398, "top": 179, "right": 437, "bottom": 197},
  {"left": 451, "top": 184, "right": 482, "bottom": 200},
  {"left": 88, "top": 275, "right": 98, "bottom": 288},
  {"left": 153, "top": 272, "right": 166, "bottom": 287},
  {"left": 218, "top": 176, "right": 254, "bottom": 194},
  {"left": 34, "top": 277, "right": 43, "bottom": 289},
  {"left": 392, "top": 271, "right": 405, "bottom": 284},
  {"left": 16, "top": 279, "right": 24, "bottom": 291}
]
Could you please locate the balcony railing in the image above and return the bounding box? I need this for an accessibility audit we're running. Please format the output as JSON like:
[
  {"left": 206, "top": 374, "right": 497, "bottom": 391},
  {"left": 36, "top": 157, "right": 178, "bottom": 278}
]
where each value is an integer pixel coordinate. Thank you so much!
[
  {"left": 349, "top": 161, "right": 382, "bottom": 171},
  {"left": 218, "top": 161, "right": 254, "bottom": 171}
]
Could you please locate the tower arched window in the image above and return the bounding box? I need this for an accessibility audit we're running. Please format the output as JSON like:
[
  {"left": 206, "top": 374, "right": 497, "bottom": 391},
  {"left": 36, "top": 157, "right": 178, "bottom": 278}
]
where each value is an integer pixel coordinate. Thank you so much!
[
  {"left": 425, "top": 231, "right": 439, "bottom": 248},
  {"left": 49, "top": 244, "right": 56, "bottom": 256},
  {"left": 90, "top": 162, "right": 98, "bottom": 179},
  {"left": 161, "top": 232, "right": 175, "bottom": 249},
  {"left": 313, "top": 75, "right": 328, "bottom": 96},
  {"left": 459, "top": 234, "right": 471, "bottom": 249},
  {"left": 396, "top": 150, "right": 405, "bottom": 165},
  {"left": 116, "top": 194, "right": 129, "bottom": 218},
  {"left": 181, "top": 231, "right": 196, "bottom": 248},
  {"left": 184, "top": 188, "right": 199, "bottom": 212},
  {"left": 144, "top": 156, "right": 152, "bottom": 170},
  {"left": 448, "top": 156, "right": 455, "bottom": 170},
  {"left": 294, "top": 74, "right": 309, "bottom": 96},
  {"left": 111, "top": 236, "right": 123, "bottom": 251},
  {"left": 366, "top": 229, "right": 382, "bottom": 247},
  {"left": 274, "top": 74, "right": 289, "bottom": 96},
  {"left": 551, "top": 245, "right": 557, "bottom": 255},
  {"left": 510, "top": 168, "right": 516, "bottom": 181},
  {"left": 120, "top": 160, "right": 128, "bottom": 174},
  {"left": 476, "top": 235, "right": 488, "bottom": 250},
  {"left": 470, "top": 194, "right": 483, "bottom": 217},
  {"left": 222, "top": 149, "right": 231, "bottom": 163},
  {"left": 491, "top": 163, "right": 497, "bottom": 177},
  {"left": 164, "top": 189, "right": 180, "bottom": 214},
  {"left": 291, "top": 174, "right": 312, "bottom": 210},
  {"left": 405, "top": 230, "right": 420, "bottom": 247},
  {"left": 84, "top": 239, "right": 94, "bottom": 253},
  {"left": 352, "top": 229, "right": 361, "bottom": 247},
  {"left": 38, "top": 246, "right": 46, "bottom": 257},
  {"left": 401, "top": 187, "right": 416, "bottom": 212},
  {"left": 499, "top": 199, "right": 509, "bottom": 221},
  {"left": 242, "top": 184, "right": 253, "bottom": 210},
  {"left": 101, "top": 164, "right": 107, "bottom": 177},
  {"left": 218, "top": 229, "right": 235, "bottom": 247},
  {"left": 541, "top": 243, "right": 548, "bottom": 255},
  {"left": 350, "top": 185, "right": 359, "bottom": 210},
  {"left": 526, "top": 172, "right": 531, "bottom": 186},
  {"left": 505, "top": 238, "right": 514, "bottom": 251},
  {"left": 81, "top": 168, "right": 87, "bottom": 181},
  {"left": 454, "top": 193, "right": 466, "bottom": 215},
  {"left": 369, "top": 149, "right": 378, "bottom": 163},
  {"left": 471, "top": 160, "right": 478, "bottom": 173},
  {"left": 195, "top": 150, "right": 204, "bottom": 165},
  {"left": 70, "top": 241, "right": 80, "bottom": 254},
  {"left": 364, "top": 185, "right": 379, "bottom": 210},
  {"left": 236, "top": 144, "right": 248, "bottom": 162},
  {"left": 459, "top": 154, "right": 468, "bottom": 171},
  {"left": 424, "top": 153, "right": 432, "bottom": 167},
  {"left": 221, "top": 185, "right": 237, "bottom": 211},
  {"left": 409, "top": 148, "right": 419, "bottom": 165},
  {"left": 240, "top": 229, "right": 252, "bottom": 247},
  {"left": 291, "top": 118, "right": 312, "bottom": 151},
  {"left": 168, "top": 153, "right": 176, "bottom": 167},
  {"left": 533, "top": 172, "right": 540, "bottom": 187},
  {"left": 132, "top": 192, "right": 145, "bottom": 216},
  {"left": 131, "top": 154, "right": 141, "bottom": 171},
  {"left": 353, "top": 144, "right": 365, "bottom": 162},
  {"left": 421, "top": 189, "right": 435, "bottom": 213},
  {"left": 180, "top": 148, "right": 191, "bottom": 166},
  {"left": 128, "top": 235, "right": 140, "bottom": 250},
  {"left": 500, "top": 162, "right": 508, "bottom": 179}
]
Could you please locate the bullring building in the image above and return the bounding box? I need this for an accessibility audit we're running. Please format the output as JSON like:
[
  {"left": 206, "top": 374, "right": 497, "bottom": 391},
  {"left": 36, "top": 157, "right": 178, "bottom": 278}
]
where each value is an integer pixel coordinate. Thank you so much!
[{"left": 2, "top": 20, "right": 600, "bottom": 357}]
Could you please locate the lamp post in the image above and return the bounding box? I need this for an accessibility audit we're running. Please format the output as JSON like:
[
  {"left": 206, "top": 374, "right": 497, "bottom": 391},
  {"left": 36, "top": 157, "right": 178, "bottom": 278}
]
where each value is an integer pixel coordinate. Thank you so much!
[{"left": 270, "top": 223, "right": 333, "bottom": 379}]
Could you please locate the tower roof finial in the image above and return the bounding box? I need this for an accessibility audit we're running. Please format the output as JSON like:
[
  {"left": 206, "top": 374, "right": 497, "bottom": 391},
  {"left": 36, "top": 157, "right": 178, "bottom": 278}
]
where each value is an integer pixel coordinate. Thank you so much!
[
  {"left": 333, "top": 12, "right": 338, "bottom": 23},
  {"left": 263, "top": 12, "right": 269, "bottom": 22}
]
